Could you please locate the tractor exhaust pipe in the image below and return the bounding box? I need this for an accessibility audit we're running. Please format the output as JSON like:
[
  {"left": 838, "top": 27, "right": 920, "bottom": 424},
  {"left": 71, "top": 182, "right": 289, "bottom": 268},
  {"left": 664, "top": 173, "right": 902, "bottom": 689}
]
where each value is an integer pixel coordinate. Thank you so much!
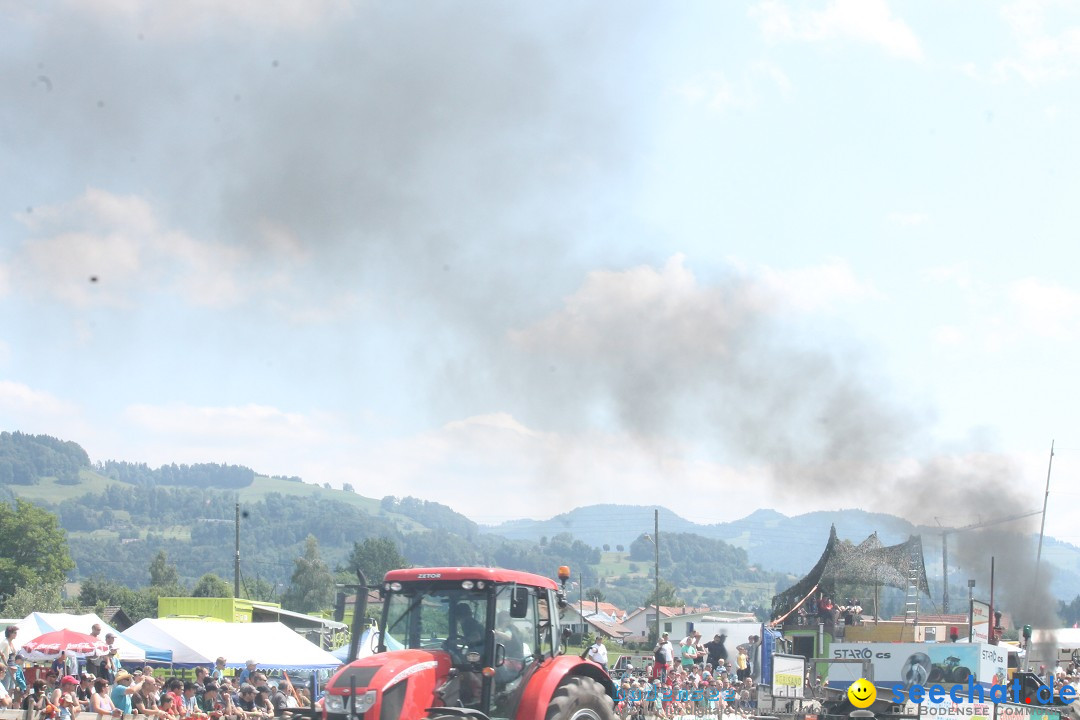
[{"left": 347, "top": 568, "right": 369, "bottom": 664}]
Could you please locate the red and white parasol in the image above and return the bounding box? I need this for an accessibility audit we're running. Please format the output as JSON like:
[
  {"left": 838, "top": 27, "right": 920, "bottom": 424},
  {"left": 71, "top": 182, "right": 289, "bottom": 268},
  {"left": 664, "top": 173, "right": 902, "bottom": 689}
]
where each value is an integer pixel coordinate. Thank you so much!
[{"left": 17, "top": 629, "right": 110, "bottom": 661}]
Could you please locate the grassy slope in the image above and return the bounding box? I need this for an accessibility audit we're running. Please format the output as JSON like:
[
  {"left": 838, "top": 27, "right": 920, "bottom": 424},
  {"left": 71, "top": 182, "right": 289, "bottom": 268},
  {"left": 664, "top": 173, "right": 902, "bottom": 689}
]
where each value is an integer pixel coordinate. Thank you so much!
[{"left": 6, "top": 472, "right": 427, "bottom": 539}]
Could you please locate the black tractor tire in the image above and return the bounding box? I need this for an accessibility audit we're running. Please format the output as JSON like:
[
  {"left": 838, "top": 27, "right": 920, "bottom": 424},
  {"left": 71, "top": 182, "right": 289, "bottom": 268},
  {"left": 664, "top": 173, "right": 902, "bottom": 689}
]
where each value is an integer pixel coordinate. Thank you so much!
[
  {"left": 546, "top": 676, "right": 617, "bottom": 720},
  {"left": 950, "top": 666, "right": 972, "bottom": 683}
]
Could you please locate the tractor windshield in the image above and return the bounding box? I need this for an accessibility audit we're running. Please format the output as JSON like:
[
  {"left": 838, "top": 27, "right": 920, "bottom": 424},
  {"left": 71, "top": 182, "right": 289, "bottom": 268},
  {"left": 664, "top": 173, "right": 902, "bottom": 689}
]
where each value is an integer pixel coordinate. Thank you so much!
[{"left": 383, "top": 582, "right": 489, "bottom": 659}]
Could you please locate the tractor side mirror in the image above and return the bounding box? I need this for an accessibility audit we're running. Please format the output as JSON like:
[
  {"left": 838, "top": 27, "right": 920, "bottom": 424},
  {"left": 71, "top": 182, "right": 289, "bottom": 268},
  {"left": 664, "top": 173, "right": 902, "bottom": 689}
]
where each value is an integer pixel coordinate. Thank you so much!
[
  {"left": 510, "top": 587, "right": 530, "bottom": 618},
  {"left": 495, "top": 644, "right": 506, "bottom": 667}
]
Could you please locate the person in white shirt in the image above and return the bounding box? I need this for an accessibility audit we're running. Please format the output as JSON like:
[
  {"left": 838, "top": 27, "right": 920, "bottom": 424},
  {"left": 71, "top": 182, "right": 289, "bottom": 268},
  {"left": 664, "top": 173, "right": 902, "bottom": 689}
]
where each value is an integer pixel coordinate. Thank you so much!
[
  {"left": 0, "top": 626, "right": 17, "bottom": 693},
  {"left": 0, "top": 666, "right": 11, "bottom": 708},
  {"left": 586, "top": 637, "right": 608, "bottom": 671}
]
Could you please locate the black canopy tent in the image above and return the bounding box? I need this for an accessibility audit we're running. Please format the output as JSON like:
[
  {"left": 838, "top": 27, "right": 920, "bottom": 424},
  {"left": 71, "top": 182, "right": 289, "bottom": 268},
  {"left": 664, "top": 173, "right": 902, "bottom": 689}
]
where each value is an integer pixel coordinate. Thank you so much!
[{"left": 771, "top": 525, "right": 930, "bottom": 622}]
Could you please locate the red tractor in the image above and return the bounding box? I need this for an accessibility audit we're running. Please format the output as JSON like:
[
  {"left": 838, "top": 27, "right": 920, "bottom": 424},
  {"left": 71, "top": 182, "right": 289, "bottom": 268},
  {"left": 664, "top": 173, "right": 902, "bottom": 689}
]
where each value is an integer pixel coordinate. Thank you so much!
[{"left": 318, "top": 566, "right": 616, "bottom": 720}]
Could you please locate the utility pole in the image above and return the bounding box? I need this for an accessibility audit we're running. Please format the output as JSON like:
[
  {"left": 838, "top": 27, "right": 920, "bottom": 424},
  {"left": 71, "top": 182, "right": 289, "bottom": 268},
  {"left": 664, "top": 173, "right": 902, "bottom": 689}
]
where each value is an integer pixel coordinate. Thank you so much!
[
  {"left": 937, "top": 510, "right": 1041, "bottom": 615},
  {"left": 1035, "top": 440, "right": 1055, "bottom": 587},
  {"left": 234, "top": 502, "right": 241, "bottom": 598},
  {"left": 654, "top": 509, "right": 660, "bottom": 645},
  {"left": 967, "top": 579, "right": 975, "bottom": 641},
  {"left": 942, "top": 531, "right": 949, "bottom": 614}
]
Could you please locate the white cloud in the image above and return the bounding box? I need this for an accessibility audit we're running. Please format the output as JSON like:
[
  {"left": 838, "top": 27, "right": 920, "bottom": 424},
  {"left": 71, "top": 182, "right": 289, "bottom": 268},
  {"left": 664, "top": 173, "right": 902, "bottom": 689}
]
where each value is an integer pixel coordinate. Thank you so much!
[
  {"left": 114, "top": 401, "right": 355, "bottom": 483},
  {"left": 1009, "top": 277, "right": 1080, "bottom": 339},
  {"left": 754, "top": 258, "right": 878, "bottom": 311},
  {"left": 11, "top": 189, "right": 246, "bottom": 308},
  {"left": 922, "top": 264, "right": 972, "bottom": 291},
  {"left": 7, "top": 188, "right": 352, "bottom": 318},
  {"left": 125, "top": 402, "right": 327, "bottom": 444},
  {"left": 0, "top": 380, "right": 77, "bottom": 418},
  {"left": 992, "top": 0, "right": 1080, "bottom": 83},
  {"left": 933, "top": 325, "right": 966, "bottom": 347},
  {"left": 675, "top": 63, "right": 792, "bottom": 114},
  {"left": 888, "top": 211, "right": 929, "bottom": 226},
  {"left": 750, "top": 0, "right": 923, "bottom": 61},
  {"left": 56, "top": 0, "right": 350, "bottom": 36},
  {"left": 0, "top": 262, "right": 10, "bottom": 297},
  {"left": 355, "top": 412, "right": 771, "bottom": 523},
  {"left": 675, "top": 74, "right": 752, "bottom": 113}
]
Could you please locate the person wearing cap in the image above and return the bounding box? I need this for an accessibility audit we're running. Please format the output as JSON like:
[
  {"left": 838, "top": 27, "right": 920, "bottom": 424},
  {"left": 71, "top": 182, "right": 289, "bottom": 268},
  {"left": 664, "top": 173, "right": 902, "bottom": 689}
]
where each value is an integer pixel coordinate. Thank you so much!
[
  {"left": 103, "top": 634, "right": 120, "bottom": 682},
  {"left": 233, "top": 683, "right": 261, "bottom": 720},
  {"left": 53, "top": 675, "right": 79, "bottom": 720},
  {"left": 654, "top": 632, "right": 673, "bottom": 682},
  {"left": 238, "top": 660, "right": 257, "bottom": 685},
  {"left": 255, "top": 686, "right": 276, "bottom": 718},
  {"left": 110, "top": 670, "right": 142, "bottom": 716},
  {"left": 76, "top": 673, "right": 95, "bottom": 711}
]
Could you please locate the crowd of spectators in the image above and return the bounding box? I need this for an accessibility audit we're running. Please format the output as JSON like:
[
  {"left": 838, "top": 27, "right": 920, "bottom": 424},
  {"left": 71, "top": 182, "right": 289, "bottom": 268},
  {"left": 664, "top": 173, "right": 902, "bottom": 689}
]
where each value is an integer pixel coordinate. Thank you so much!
[
  {"left": 616, "top": 663, "right": 757, "bottom": 718},
  {"left": 1, "top": 626, "right": 310, "bottom": 720},
  {"left": 1043, "top": 661, "right": 1080, "bottom": 696},
  {"left": 624, "top": 631, "right": 760, "bottom": 717},
  {"left": 795, "top": 595, "right": 864, "bottom": 628}
]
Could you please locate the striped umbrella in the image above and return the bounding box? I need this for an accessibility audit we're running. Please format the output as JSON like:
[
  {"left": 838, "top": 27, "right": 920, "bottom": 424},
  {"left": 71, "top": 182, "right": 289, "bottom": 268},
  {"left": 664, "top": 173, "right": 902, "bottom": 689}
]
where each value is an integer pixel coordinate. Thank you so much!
[{"left": 17, "top": 629, "right": 110, "bottom": 661}]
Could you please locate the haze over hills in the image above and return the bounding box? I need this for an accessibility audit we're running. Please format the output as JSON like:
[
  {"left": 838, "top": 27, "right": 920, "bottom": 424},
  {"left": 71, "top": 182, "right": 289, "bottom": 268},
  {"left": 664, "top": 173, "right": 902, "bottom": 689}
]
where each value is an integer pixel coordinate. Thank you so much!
[
  {"left": 484, "top": 504, "right": 1080, "bottom": 603},
  {"left": 5, "top": 431, "right": 1080, "bottom": 613}
]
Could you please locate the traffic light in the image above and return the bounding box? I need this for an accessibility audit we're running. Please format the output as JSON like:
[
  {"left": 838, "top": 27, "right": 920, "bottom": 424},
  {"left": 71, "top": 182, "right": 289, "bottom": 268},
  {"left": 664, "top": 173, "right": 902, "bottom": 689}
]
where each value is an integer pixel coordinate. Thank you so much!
[{"left": 1024, "top": 625, "right": 1032, "bottom": 640}]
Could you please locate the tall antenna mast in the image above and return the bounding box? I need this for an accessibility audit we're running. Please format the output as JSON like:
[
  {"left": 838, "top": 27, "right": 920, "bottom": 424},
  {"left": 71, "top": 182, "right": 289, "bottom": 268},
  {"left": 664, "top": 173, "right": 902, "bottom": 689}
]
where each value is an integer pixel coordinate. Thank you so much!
[{"left": 1034, "top": 440, "right": 1055, "bottom": 586}]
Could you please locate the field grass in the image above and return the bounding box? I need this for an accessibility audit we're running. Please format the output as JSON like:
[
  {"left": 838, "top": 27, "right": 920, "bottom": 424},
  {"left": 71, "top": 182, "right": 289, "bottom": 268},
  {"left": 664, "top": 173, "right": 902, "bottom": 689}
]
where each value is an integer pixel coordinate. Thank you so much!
[
  {"left": 7, "top": 468, "right": 118, "bottom": 503},
  {"left": 238, "top": 475, "right": 383, "bottom": 512},
  {"left": 7, "top": 471, "right": 429, "bottom": 533},
  {"left": 595, "top": 552, "right": 649, "bottom": 578}
]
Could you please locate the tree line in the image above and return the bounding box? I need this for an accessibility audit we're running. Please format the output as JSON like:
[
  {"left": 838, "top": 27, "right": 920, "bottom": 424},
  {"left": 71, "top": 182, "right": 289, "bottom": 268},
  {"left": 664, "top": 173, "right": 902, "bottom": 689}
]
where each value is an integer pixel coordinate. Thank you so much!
[
  {"left": 0, "top": 432, "right": 89, "bottom": 485},
  {"left": 95, "top": 460, "right": 256, "bottom": 488}
]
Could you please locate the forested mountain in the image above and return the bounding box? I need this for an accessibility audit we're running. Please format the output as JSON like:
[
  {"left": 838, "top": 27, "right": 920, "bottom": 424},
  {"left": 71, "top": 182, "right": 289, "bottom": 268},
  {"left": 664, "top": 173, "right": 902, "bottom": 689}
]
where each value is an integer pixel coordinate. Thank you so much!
[
  {"left": 0, "top": 431, "right": 855, "bottom": 616},
  {"left": 0, "top": 431, "right": 89, "bottom": 484},
  {"left": 96, "top": 460, "right": 256, "bottom": 488}
]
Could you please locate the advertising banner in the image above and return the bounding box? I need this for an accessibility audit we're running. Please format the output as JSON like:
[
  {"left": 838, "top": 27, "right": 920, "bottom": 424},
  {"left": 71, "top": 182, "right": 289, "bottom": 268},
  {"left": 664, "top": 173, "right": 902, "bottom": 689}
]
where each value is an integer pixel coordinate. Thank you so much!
[
  {"left": 771, "top": 653, "right": 806, "bottom": 698},
  {"left": 995, "top": 704, "right": 1062, "bottom": 720},
  {"left": 888, "top": 700, "right": 1062, "bottom": 720},
  {"left": 827, "top": 643, "right": 1008, "bottom": 689},
  {"left": 972, "top": 600, "right": 991, "bottom": 644}
]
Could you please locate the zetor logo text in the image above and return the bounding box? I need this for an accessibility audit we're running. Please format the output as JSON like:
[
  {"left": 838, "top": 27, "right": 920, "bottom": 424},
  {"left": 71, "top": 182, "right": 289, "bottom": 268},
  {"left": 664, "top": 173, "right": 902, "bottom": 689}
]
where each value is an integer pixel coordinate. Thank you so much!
[{"left": 879, "top": 678, "right": 1078, "bottom": 706}]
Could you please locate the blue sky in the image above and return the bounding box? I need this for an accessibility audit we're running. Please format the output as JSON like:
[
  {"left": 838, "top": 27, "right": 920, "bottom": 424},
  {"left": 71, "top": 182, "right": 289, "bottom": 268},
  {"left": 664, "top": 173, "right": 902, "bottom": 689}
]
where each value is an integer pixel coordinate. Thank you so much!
[{"left": 1, "top": 0, "right": 1077, "bottom": 541}]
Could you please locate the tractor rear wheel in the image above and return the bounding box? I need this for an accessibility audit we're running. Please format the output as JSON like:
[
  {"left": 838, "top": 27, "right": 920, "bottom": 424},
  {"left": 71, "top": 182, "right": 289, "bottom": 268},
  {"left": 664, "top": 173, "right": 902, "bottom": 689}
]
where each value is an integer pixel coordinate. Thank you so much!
[{"left": 546, "top": 676, "right": 616, "bottom": 720}]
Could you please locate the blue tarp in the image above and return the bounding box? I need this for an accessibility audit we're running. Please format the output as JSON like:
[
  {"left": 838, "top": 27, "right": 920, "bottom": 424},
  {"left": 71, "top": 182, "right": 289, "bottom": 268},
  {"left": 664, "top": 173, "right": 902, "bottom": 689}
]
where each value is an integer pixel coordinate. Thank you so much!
[{"left": 124, "top": 634, "right": 174, "bottom": 663}]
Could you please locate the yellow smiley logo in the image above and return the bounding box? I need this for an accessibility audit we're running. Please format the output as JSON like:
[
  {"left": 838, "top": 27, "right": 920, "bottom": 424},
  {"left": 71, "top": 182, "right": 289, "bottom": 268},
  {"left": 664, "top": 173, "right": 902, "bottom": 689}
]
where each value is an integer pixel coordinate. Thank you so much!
[{"left": 847, "top": 678, "right": 877, "bottom": 708}]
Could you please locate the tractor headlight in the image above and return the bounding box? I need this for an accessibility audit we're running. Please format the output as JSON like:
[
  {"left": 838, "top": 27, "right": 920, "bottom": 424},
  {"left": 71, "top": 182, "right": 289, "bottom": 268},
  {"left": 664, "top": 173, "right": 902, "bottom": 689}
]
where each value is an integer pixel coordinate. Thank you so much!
[
  {"left": 353, "top": 690, "right": 377, "bottom": 714},
  {"left": 325, "top": 695, "right": 345, "bottom": 713}
]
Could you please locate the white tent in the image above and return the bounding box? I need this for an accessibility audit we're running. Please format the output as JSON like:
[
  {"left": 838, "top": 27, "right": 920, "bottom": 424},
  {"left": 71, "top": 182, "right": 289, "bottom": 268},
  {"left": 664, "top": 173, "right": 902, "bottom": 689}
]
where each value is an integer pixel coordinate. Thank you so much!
[
  {"left": 0, "top": 614, "right": 53, "bottom": 644},
  {"left": 124, "top": 619, "right": 342, "bottom": 670},
  {"left": 20, "top": 612, "right": 165, "bottom": 664},
  {"left": 1, "top": 613, "right": 166, "bottom": 663}
]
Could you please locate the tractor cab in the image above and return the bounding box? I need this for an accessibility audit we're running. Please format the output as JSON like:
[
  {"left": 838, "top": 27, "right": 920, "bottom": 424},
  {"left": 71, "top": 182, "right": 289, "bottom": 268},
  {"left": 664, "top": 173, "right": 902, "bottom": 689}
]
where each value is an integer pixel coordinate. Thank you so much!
[{"left": 377, "top": 568, "right": 564, "bottom": 718}]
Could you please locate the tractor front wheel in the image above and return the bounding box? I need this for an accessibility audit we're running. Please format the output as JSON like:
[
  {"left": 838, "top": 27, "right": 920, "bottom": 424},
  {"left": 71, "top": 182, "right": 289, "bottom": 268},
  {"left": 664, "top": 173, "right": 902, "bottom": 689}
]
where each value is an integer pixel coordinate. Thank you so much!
[{"left": 546, "top": 676, "right": 616, "bottom": 720}]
